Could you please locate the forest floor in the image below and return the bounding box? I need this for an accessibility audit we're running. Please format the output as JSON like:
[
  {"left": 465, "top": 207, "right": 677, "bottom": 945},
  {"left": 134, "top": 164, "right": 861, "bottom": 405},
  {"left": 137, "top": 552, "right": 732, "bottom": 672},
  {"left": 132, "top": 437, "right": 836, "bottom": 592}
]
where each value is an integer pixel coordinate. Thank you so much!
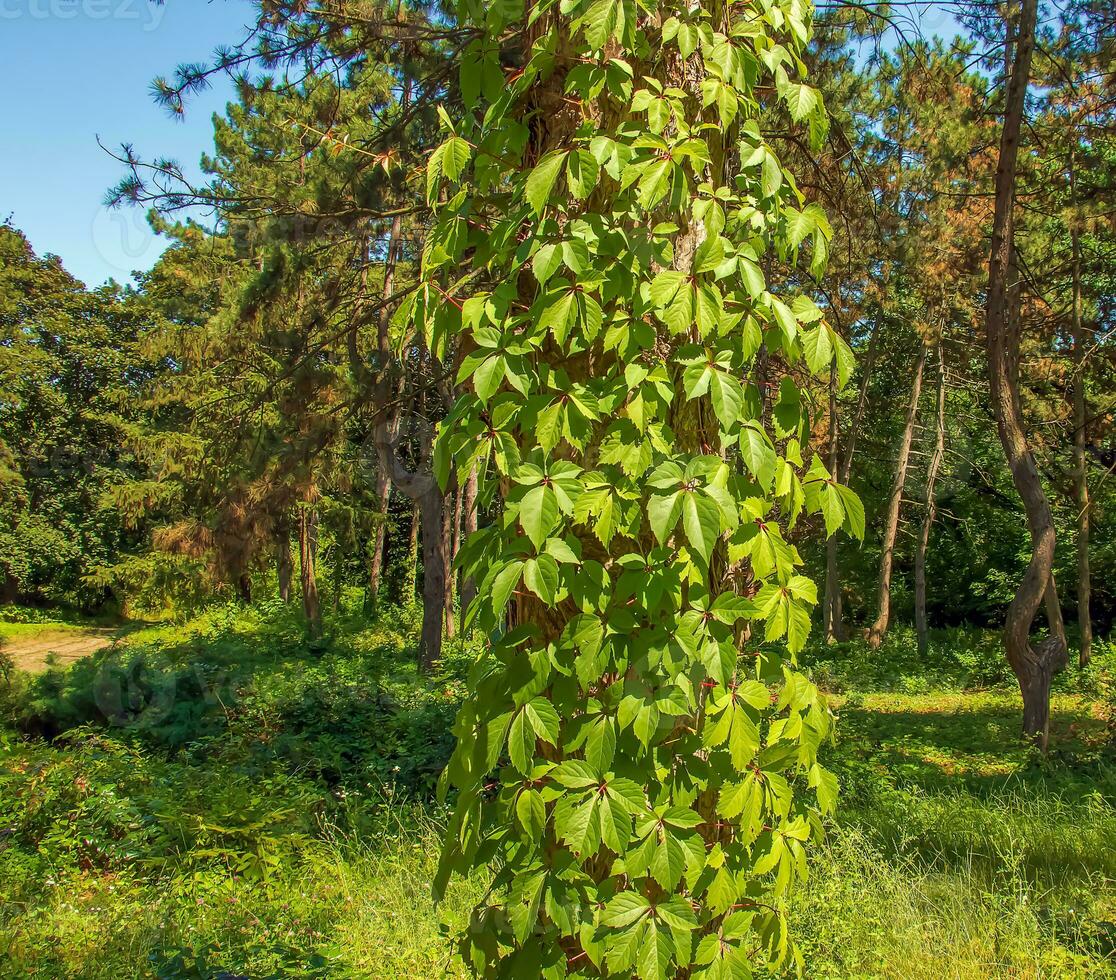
[
  {"left": 0, "top": 602, "right": 1113, "bottom": 978},
  {"left": 0, "top": 623, "right": 127, "bottom": 673}
]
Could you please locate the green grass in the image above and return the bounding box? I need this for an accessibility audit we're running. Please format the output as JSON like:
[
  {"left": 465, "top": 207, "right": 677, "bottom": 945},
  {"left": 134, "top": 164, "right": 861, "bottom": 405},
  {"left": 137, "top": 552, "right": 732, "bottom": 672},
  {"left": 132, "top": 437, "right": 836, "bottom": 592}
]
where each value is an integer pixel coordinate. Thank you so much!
[{"left": 0, "top": 608, "right": 1113, "bottom": 977}]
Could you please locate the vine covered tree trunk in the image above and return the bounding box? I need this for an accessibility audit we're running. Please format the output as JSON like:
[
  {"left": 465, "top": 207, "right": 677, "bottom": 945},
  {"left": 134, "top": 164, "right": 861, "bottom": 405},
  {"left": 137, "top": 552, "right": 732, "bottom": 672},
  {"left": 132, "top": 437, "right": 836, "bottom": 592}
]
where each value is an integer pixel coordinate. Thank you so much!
[
  {"left": 427, "top": 1, "right": 857, "bottom": 974},
  {"left": 985, "top": 0, "right": 1067, "bottom": 749},
  {"left": 298, "top": 504, "right": 322, "bottom": 638},
  {"left": 915, "top": 346, "right": 946, "bottom": 656},
  {"left": 867, "top": 344, "right": 926, "bottom": 648}
]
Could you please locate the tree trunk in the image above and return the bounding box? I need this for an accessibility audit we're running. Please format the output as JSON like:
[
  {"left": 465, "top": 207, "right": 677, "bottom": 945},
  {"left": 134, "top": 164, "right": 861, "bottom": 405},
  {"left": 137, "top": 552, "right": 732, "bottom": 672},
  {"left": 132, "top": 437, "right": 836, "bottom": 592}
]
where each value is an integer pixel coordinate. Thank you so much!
[
  {"left": 1069, "top": 159, "right": 1092, "bottom": 667},
  {"left": 276, "top": 519, "right": 293, "bottom": 603},
  {"left": 825, "top": 321, "right": 881, "bottom": 641},
  {"left": 368, "top": 469, "right": 391, "bottom": 611},
  {"left": 459, "top": 467, "right": 479, "bottom": 621},
  {"left": 406, "top": 499, "right": 420, "bottom": 606},
  {"left": 418, "top": 486, "right": 447, "bottom": 670},
  {"left": 985, "top": 0, "right": 1067, "bottom": 750},
  {"left": 299, "top": 504, "right": 322, "bottom": 639},
  {"left": 915, "top": 346, "right": 947, "bottom": 657},
  {"left": 373, "top": 396, "right": 446, "bottom": 672},
  {"left": 867, "top": 344, "right": 926, "bottom": 649},
  {"left": 442, "top": 481, "right": 457, "bottom": 640}
]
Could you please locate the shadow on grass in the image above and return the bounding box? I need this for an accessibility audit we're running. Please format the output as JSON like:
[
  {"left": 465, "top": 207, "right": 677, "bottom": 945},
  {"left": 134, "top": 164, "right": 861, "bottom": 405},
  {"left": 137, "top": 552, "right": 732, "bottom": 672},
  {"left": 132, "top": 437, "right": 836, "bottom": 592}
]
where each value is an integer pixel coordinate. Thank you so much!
[{"left": 827, "top": 692, "right": 1116, "bottom": 892}]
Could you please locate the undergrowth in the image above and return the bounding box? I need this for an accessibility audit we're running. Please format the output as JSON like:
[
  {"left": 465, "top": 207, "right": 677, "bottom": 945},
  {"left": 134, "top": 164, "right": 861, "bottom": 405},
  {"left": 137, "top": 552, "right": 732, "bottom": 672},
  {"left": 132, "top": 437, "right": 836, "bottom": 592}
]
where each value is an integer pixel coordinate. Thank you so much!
[{"left": 0, "top": 604, "right": 1113, "bottom": 977}]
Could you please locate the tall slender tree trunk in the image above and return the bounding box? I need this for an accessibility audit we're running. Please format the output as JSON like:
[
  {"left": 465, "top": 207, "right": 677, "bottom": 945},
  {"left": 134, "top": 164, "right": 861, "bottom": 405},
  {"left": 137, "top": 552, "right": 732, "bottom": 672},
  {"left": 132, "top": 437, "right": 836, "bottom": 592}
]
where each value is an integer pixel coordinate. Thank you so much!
[
  {"left": 418, "top": 486, "right": 447, "bottom": 669},
  {"left": 406, "top": 499, "right": 420, "bottom": 606},
  {"left": 1069, "top": 158, "right": 1092, "bottom": 667},
  {"left": 867, "top": 344, "right": 926, "bottom": 649},
  {"left": 985, "top": 0, "right": 1067, "bottom": 749},
  {"left": 459, "top": 467, "right": 479, "bottom": 621},
  {"left": 368, "top": 471, "right": 391, "bottom": 611},
  {"left": 442, "top": 486, "right": 456, "bottom": 641},
  {"left": 332, "top": 539, "right": 345, "bottom": 613},
  {"left": 276, "top": 518, "right": 293, "bottom": 603},
  {"left": 299, "top": 504, "right": 322, "bottom": 639},
  {"left": 915, "top": 346, "right": 947, "bottom": 656},
  {"left": 824, "top": 322, "right": 881, "bottom": 641}
]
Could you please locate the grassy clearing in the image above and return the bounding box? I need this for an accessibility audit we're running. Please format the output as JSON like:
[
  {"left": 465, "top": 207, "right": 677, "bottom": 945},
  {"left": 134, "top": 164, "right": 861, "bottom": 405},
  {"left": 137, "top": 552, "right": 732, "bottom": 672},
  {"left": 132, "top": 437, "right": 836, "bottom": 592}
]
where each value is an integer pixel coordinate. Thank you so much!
[{"left": 0, "top": 608, "right": 1113, "bottom": 977}]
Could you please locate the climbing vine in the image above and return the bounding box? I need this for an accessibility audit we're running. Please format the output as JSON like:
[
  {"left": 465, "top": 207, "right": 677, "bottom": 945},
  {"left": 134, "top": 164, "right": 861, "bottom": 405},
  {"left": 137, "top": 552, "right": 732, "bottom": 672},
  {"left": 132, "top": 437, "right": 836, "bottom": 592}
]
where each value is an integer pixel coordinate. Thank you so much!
[{"left": 408, "top": 0, "right": 862, "bottom": 975}]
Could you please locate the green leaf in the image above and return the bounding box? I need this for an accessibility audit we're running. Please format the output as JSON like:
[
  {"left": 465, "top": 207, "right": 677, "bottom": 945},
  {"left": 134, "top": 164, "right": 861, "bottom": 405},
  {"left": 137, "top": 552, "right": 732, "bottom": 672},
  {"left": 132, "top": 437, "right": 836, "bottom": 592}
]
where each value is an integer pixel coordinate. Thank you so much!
[
  {"left": 533, "top": 242, "right": 562, "bottom": 284},
  {"left": 801, "top": 324, "right": 834, "bottom": 374},
  {"left": 473, "top": 354, "right": 505, "bottom": 402},
  {"left": 650, "top": 831, "right": 687, "bottom": 891},
  {"left": 524, "top": 554, "right": 560, "bottom": 605},
  {"left": 638, "top": 920, "right": 674, "bottom": 980},
  {"left": 441, "top": 136, "right": 472, "bottom": 181},
  {"left": 566, "top": 150, "right": 600, "bottom": 200},
  {"left": 809, "top": 763, "right": 839, "bottom": 814},
  {"left": 783, "top": 81, "right": 821, "bottom": 122},
  {"left": 516, "top": 788, "right": 546, "bottom": 838},
  {"left": 739, "top": 425, "right": 777, "bottom": 491},
  {"left": 603, "top": 891, "right": 652, "bottom": 929},
  {"left": 525, "top": 696, "right": 561, "bottom": 744},
  {"left": 558, "top": 795, "right": 600, "bottom": 859},
  {"left": 837, "top": 483, "right": 865, "bottom": 539},
  {"left": 586, "top": 717, "right": 617, "bottom": 771},
  {"left": 526, "top": 150, "right": 569, "bottom": 215},
  {"left": 656, "top": 896, "right": 698, "bottom": 931},
  {"left": 683, "top": 491, "right": 721, "bottom": 564},
  {"left": 709, "top": 370, "right": 744, "bottom": 429},
  {"left": 508, "top": 709, "right": 535, "bottom": 773},
  {"left": 648, "top": 491, "right": 684, "bottom": 546},
  {"left": 761, "top": 150, "right": 784, "bottom": 197},
  {"left": 520, "top": 485, "right": 558, "bottom": 550}
]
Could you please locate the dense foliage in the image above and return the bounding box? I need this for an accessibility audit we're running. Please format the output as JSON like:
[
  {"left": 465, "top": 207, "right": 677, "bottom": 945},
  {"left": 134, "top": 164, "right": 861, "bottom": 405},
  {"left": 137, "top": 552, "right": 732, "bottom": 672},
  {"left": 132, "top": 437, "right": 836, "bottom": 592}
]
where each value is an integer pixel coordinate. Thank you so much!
[
  {"left": 421, "top": 1, "right": 861, "bottom": 975},
  {"left": 0, "top": 0, "right": 1112, "bottom": 976}
]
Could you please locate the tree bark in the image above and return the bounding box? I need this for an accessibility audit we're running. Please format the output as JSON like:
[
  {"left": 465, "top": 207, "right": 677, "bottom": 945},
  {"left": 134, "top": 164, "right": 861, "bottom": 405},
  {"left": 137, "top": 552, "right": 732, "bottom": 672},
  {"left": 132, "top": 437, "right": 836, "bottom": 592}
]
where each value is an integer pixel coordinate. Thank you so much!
[
  {"left": 368, "top": 470, "right": 391, "bottom": 611},
  {"left": 299, "top": 504, "right": 322, "bottom": 639},
  {"left": 443, "top": 479, "right": 457, "bottom": 640},
  {"left": 459, "top": 466, "right": 479, "bottom": 621},
  {"left": 276, "top": 518, "right": 293, "bottom": 603},
  {"left": 985, "top": 0, "right": 1067, "bottom": 750},
  {"left": 417, "top": 487, "right": 448, "bottom": 669},
  {"left": 867, "top": 344, "right": 926, "bottom": 648},
  {"left": 1069, "top": 156, "right": 1092, "bottom": 667},
  {"left": 915, "top": 346, "right": 947, "bottom": 657},
  {"left": 374, "top": 405, "right": 445, "bottom": 672},
  {"left": 406, "top": 498, "right": 420, "bottom": 606}
]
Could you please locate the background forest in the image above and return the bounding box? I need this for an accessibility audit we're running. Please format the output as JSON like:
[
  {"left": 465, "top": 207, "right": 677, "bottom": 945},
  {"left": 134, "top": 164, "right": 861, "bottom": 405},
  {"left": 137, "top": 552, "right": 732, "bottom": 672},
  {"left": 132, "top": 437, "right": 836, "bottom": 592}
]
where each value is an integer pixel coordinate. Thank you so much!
[{"left": 0, "top": 0, "right": 1114, "bottom": 977}]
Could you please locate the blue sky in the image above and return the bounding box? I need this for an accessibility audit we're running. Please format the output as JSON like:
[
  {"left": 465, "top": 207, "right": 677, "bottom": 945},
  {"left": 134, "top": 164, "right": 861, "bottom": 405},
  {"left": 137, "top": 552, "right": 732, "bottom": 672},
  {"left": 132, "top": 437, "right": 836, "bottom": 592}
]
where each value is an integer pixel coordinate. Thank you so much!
[{"left": 0, "top": 0, "right": 256, "bottom": 286}]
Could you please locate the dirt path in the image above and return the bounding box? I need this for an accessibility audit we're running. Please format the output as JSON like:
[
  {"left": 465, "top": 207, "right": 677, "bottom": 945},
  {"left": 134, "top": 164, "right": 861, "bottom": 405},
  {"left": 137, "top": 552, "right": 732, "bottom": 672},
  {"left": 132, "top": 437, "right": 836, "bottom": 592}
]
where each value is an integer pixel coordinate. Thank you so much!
[{"left": 1, "top": 627, "right": 124, "bottom": 673}]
